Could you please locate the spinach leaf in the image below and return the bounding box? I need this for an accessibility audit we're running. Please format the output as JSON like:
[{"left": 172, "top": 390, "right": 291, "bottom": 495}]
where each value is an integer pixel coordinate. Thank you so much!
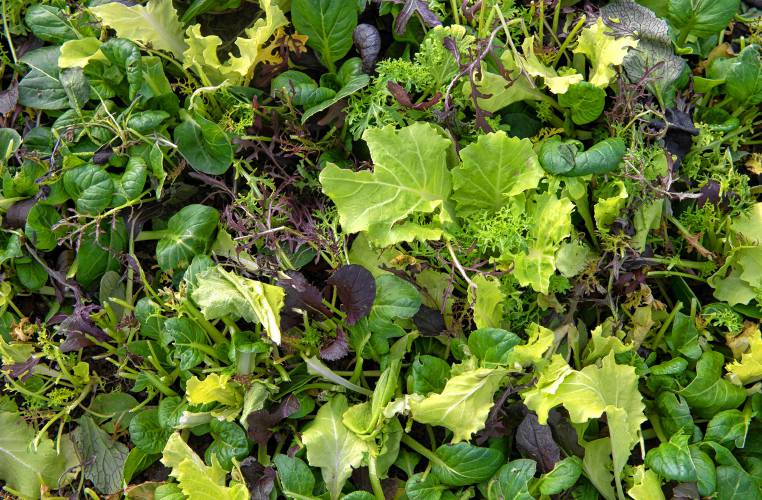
[
  {"left": 174, "top": 110, "right": 233, "bottom": 175},
  {"left": 538, "top": 136, "right": 626, "bottom": 177},
  {"left": 292, "top": 0, "right": 358, "bottom": 72},
  {"left": 18, "top": 47, "right": 69, "bottom": 110},
  {"left": 155, "top": 204, "right": 219, "bottom": 272}
]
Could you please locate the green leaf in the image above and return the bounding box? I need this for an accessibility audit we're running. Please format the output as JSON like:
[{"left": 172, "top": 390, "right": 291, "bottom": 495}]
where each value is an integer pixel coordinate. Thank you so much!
[
  {"left": 558, "top": 82, "right": 606, "bottom": 125},
  {"left": 727, "top": 331, "right": 762, "bottom": 385},
  {"left": 0, "top": 128, "right": 22, "bottom": 164},
  {"left": 72, "top": 416, "right": 128, "bottom": 494},
  {"left": 0, "top": 411, "right": 70, "bottom": 499},
  {"left": 505, "top": 323, "right": 554, "bottom": 367},
  {"left": 302, "top": 395, "right": 370, "bottom": 500},
  {"left": 165, "top": 317, "right": 209, "bottom": 370},
  {"left": 666, "top": 0, "right": 740, "bottom": 42},
  {"left": 627, "top": 465, "right": 665, "bottom": 500},
  {"left": 174, "top": 111, "right": 233, "bottom": 175},
  {"left": 161, "top": 433, "right": 249, "bottom": 500},
  {"left": 536, "top": 457, "right": 583, "bottom": 495},
  {"left": 292, "top": 0, "right": 357, "bottom": 71},
  {"left": 680, "top": 351, "right": 747, "bottom": 418},
  {"left": 594, "top": 180, "right": 628, "bottom": 230},
  {"left": 484, "top": 459, "right": 536, "bottom": 500},
  {"left": 412, "top": 355, "right": 451, "bottom": 395},
  {"left": 405, "top": 473, "right": 449, "bottom": 500},
  {"left": 723, "top": 45, "right": 762, "bottom": 106},
  {"left": 573, "top": 18, "right": 638, "bottom": 87},
  {"left": 112, "top": 156, "right": 148, "bottom": 205},
  {"left": 191, "top": 265, "right": 285, "bottom": 344},
  {"left": 155, "top": 204, "right": 219, "bottom": 272},
  {"left": 63, "top": 164, "right": 115, "bottom": 215},
  {"left": 59, "top": 67, "right": 90, "bottom": 110},
  {"left": 716, "top": 464, "right": 762, "bottom": 500},
  {"left": 371, "top": 274, "right": 422, "bottom": 321},
  {"left": 274, "top": 454, "right": 316, "bottom": 498},
  {"left": 25, "top": 203, "right": 63, "bottom": 251},
  {"left": 705, "top": 409, "right": 750, "bottom": 448},
  {"left": 100, "top": 38, "right": 144, "bottom": 101},
  {"left": 645, "top": 433, "right": 703, "bottom": 483},
  {"left": 58, "top": 37, "right": 104, "bottom": 68},
  {"left": 24, "top": 5, "right": 77, "bottom": 43},
  {"left": 18, "top": 47, "right": 69, "bottom": 110},
  {"left": 410, "top": 368, "right": 506, "bottom": 442},
  {"left": 90, "top": 0, "right": 187, "bottom": 59},
  {"left": 468, "top": 329, "right": 521, "bottom": 368},
  {"left": 302, "top": 72, "right": 369, "bottom": 123},
  {"left": 186, "top": 373, "right": 244, "bottom": 421},
  {"left": 709, "top": 247, "right": 762, "bottom": 306},
  {"left": 271, "top": 70, "right": 336, "bottom": 107},
  {"left": 468, "top": 274, "right": 505, "bottom": 329},
  {"left": 432, "top": 442, "right": 504, "bottom": 486},
  {"left": 129, "top": 408, "right": 172, "bottom": 454},
  {"left": 319, "top": 123, "right": 452, "bottom": 245},
  {"left": 205, "top": 420, "right": 250, "bottom": 471},
  {"left": 538, "top": 137, "right": 626, "bottom": 177},
  {"left": 74, "top": 220, "right": 127, "bottom": 288},
  {"left": 452, "top": 131, "right": 544, "bottom": 216}
]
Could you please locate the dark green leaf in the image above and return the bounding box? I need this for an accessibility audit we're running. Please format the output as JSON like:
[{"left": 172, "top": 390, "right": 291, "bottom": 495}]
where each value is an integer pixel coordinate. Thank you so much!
[
  {"left": 484, "top": 459, "right": 536, "bottom": 500},
  {"left": 558, "top": 82, "right": 606, "bottom": 125},
  {"left": 411, "top": 355, "right": 451, "bottom": 394},
  {"left": 274, "top": 454, "right": 316, "bottom": 497},
  {"left": 24, "top": 5, "right": 77, "bottom": 43},
  {"left": 174, "top": 111, "right": 233, "bottom": 175},
  {"left": 63, "top": 164, "right": 115, "bottom": 215},
  {"left": 538, "top": 137, "right": 625, "bottom": 177},
  {"left": 129, "top": 408, "right": 172, "bottom": 455},
  {"left": 155, "top": 204, "right": 219, "bottom": 272},
  {"left": 680, "top": 351, "right": 747, "bottom": 418},
  {"left": 165, "top": 317, "right": 208, "bottom": 370},
  {"left": 72, "top": 415, "right": 128, "bottom": 494},
  {"left": 468, "top": 328, "right": 521, "bottom": 367},
  {"left": 292, "top": 0, "right": 358, "bottom": 71},
  {"left": 433, "top": 443, "right": 504, "bottom": 486},
  {"left": 18, "top": 47, "right": 68, "bottom": 110},
  {"left": 25, "top": 203, "right": 63, "bottom": 251},
  {"left": 205, "top": 419, "right": 250, "bottom": 470}
]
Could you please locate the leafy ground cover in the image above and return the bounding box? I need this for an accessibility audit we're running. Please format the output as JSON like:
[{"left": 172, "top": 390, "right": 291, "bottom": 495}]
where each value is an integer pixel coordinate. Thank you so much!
[{"left": 0, "top": 0, "right": 761, "bottom": 498}]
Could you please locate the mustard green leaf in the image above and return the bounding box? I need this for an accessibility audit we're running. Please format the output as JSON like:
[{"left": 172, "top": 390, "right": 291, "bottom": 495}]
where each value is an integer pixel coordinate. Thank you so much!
[
  {"left": 409, "top": 368, "right": 506, "bottom": 442},
  {"left": 191, "top": 265, "right": 285, "bottom": 344},
  {"left": 574, "top": 18, "right": 638, "bottom": 87},
  {"left": 90, "top": 0, "right": 187, "bottom": 59},
  {"left": 319, "top": 123, "right": 452, "bottom": 245},
  {"left": 0, "top": 411, "right": 71, "bottom": 499},
  {"left": 452, "top": 131, "right": 544, "bottom": 216},
  {"left": 302, "top": 395, "right": 369, "bottom": 500}
]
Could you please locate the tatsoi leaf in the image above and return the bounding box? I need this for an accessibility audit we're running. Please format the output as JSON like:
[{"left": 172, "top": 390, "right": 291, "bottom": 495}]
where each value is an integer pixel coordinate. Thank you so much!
[
  {"left": 24, "top": 5, "right": 77, "bottom": 43},
  {"left": 18, "top": 47, "right": 69, "bottom": 109},
  {"left": 409, "top": 368, "right": 506, "bottom": 442},
  {"left": 645, "top": 433, "right": 698, "bottom": 482},
  {"left": 666, "top": 0, "right": 740, "bottom": 42},
  {"left": 319, "top": 123, "right": 452, "bottom": 245},
  {"left": 161, "top": 433, "right": 249, "bottom": 500},
  {"left": 538, "top": 136, "right": 626, "bottom": 177},
  {"left": 326, "top": 264, "right": 376, "bottom": 325},
  {"left": 573, "top": 18, "right": 638, "bottom": 87},
  {"left": 432, "top": 443, "right": 504, "bottom": 486},
  {"left": 0, "top": 411, "right": 70, "bottom": 499},
  {"left": 302, "top": 395, "right": 370, "bottom": 500},
  {"left": 483, "top": 459, "right": 536, "bottom": 500},
  {"left": 468, "top": 274, "right": 505, "bottom": 329},
  {"left": 451, "top": 131, "right": 544, "bottom": 215},
  {"left": 301, "top": 72, "right": 369, "bottom": 123},
  {"left": 727, "top": 330, "right": 762, "bottom": 385},
  {"left": 174, "top": 111, "right": 233, "bottom": 175},
  {"left": 155, "top": 204, "right": 219, "bottom": 272},
  {"left": 723, "top": 45, "right": 762, "bottom": 106},
  {"left": 667, "top": 312, "right": 702, "bottom": 361},
  {"left": 274, "top": 454, "right": 316, "bottom": 497},
  {"left": 680, "top": 351, "right": 747, "bottom": 418},
  {"left": 165, "top": 317, "right": 209, "bottom": 370},
  {"left": 72, "top": 416, "right": 128, "bottom": 494},
  {"left": 191, "top": 265, "right": 285, "bottom": 344},
  {"left": 558, "top": 82, "right": 606, "bottom": 125},
  {"left": 63, "top": 164, "right": 115, "bottom": 215},
  {"left": 411, "top": 355, "right": 451, "bottom": 394},
  {"left": 271, "top": 70, "right": 336, "bottom": 107},
  {"left": 129, "top": 408, "right": 172, "bottom": 454},
  {"left": 59, "top": 67, "right": 90, "bottom": 110},
  {"left": 112, "top": 156, "right": 148, "bottom": 206},
  {"left": 90, "top": 0, "right": 187, "bottom": 58},
  {"left": 25, "top": 203, "right": 63, "bottom": 251},
  {"left": 74, "top": 220, "right": 128, "bottom": 288},
  {"left": 468, "top": 328, "right": 521, "bottom": 367},
  {"left": 99, "top": 38, "right": 144, "bottom": 101},
  {"left": 292, "top": 0, "right": 357, "bottom": 71},
  {"left": 205, "top": 420, "right": 250, "bottom": 471}
]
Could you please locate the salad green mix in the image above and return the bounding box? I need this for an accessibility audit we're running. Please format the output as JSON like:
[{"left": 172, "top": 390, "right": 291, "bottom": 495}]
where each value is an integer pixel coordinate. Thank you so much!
[{"left": 0, "top": 0, "right": 762, "bottom": 498}]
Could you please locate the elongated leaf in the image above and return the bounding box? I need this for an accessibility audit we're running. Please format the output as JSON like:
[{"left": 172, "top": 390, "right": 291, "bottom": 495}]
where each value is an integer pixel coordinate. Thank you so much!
[
  {"left": 292, "top": 0, "right": 357, "bottom": 70},
  {"left": 72, "top": 416, "right": 128, "bottom": 494}
]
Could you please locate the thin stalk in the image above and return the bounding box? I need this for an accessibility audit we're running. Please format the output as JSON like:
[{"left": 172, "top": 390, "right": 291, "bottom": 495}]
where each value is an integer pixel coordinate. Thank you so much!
[
  {"left": 368, "top": 456, "right": 385, "bottom": 500},
  {"left": 651, "top": 302, "right": 683, "bottom": 349},
  {"left": 552, "top": 15, "right": 586, "bottom": 65},
  {"left": 2, "top": 0, "right": 18, "bottom": 64}
]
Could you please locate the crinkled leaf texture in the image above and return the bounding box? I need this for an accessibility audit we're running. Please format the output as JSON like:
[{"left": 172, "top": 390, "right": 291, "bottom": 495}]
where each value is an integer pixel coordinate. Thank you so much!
[
  {"left": 186, "top": 373, "right": 244, "bottom": 421},
  {"left": 161, "top": 433, "right": 249, "bottom": 500},
  {"left": 0, "top": 411, "right": 72, "bottom": 499},
  {"left": 726, "top": 327, "right": 762, "bottom": 385},
  {"left": 192, "top": 265, "right": 285, "bottom": 344},
  {"left": 451, "top": 131, "right": 544, "bottom": 216},
  {"left": 409, "top": 367, "right": 506, "bottom": 442},
  {"left": 319, "top": 122, "right": 452, "bottom": 246},
  {"left": 301, "top": 395, "right": 369, "bottom": 500},
  {"left": 90, "top": 0, "right": 187, "bottom": 58},
  {"left": 574, "top": 18, "right": 638, "bottom": 87}
]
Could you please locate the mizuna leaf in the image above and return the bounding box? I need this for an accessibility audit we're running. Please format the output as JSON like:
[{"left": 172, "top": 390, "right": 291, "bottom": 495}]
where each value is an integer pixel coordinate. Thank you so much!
[
  {"left": 319, "top": 122, "right": 452, "bottom": 245},
  {"left": 573, "top": 18, "right": 638, "bottom": 87},
  {"left": 409, "top": 367, "right": 506, "bottom": 442},
  {"left": 301, "top": 395, "right": 370, "bottom": 500},
  {"left": 191, "top": 265, "right": 285, "bottom": 344},
  {"left": 90, "top": 0, "right": 187, "bottom": 59},
  {"left": 451, "top": 131, "right": 544, "bottom": 216}
]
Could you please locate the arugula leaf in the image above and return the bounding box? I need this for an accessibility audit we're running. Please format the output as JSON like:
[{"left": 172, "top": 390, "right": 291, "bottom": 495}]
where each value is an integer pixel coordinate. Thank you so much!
[
  {"left": 191, "top": 265, "right": 285, "bottom": 344},
  {"left": 302, "top": 395, "right": 369, "bottom": 500},
  {"left": 320, "top": 122, "right": 452, "bottom": 245}
]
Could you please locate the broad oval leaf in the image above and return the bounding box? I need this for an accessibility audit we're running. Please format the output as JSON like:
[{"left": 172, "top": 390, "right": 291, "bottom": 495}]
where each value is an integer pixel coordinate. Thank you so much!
[
  {"left": 292, "top": 0, "right": 357, "bottom": 71},
  {"left": 63, "top": 164, "right": 115, "bottom": 215},
  {"left": 155, "top": 204, "right": 219, "bottom": 272},
  {"left": 174, "top": 111, "right": 233, "bottom": 175},
  {"left": 432, "top": 442, "right": 504, "bottom": 486}
]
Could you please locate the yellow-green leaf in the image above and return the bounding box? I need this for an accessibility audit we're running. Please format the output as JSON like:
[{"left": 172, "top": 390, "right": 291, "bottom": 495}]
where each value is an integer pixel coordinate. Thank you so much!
[
  {"left": 58, "top": 37, "right": 104, "bottom": 68},
  {"left": 726, "top": 326, "right": 762, "bottom": 385},
  {"left": 574, "top": 18, "right": 638, "bottom": 87}
]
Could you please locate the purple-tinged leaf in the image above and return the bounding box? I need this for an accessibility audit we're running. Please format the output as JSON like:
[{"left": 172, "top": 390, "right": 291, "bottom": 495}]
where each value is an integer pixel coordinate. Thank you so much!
[
  {"left": 326, "top": 264, "right": 375, "bottom": 325},
  {"left": 387, "top": 0, "right": 442, "bottom": 35},
  {"left": 246, "top": 395, "right": 300, "bottom": 446},
  {"left": 413, "top": 305, "right": 446, "bottom": 336},
  {"left": 516, "top": 412, "right": 560, "bottom": 473},
  {"left": 239, "top": 457, "right": 276, "bottom": 500},
  {"left": 0, "top": 80, "right": 19, "bottom": 114},
  {"left": 319, "top": 327, "right": 349, "bottom": 361},
  {"left": 7, "top": 356, "right": 40, "bottom": 380},
  {"left": 278, "top": 271, "right": 330, "bottom": 330},
  {"left": 387, "top": 81, "right": 442, "bottom": 110},
  {"left": 54, "top": 304, "right": 110, "bottom": 352}
]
